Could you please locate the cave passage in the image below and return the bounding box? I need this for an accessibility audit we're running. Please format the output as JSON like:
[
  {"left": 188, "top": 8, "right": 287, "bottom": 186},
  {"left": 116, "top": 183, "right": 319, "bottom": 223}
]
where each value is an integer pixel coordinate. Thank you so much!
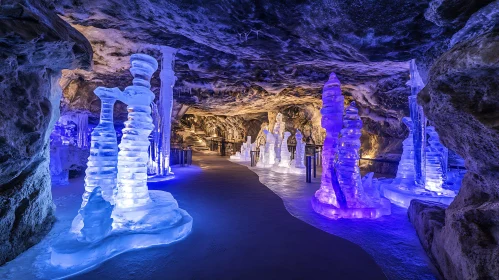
[{"left": 73, "top": 153, "right": 386, "bottom": 280}]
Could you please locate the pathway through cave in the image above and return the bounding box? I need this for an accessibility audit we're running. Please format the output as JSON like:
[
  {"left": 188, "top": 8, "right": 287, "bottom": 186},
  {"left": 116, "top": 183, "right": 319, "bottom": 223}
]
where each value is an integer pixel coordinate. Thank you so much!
[{"left": 75, "top": 153, "right": 386, "bottom": 280}]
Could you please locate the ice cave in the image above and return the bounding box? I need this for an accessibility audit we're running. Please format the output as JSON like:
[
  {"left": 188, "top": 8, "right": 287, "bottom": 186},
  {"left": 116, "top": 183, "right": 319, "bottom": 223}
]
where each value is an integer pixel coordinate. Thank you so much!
[{"left": 0, "top": 1, "right": 498, "bottom": 279}]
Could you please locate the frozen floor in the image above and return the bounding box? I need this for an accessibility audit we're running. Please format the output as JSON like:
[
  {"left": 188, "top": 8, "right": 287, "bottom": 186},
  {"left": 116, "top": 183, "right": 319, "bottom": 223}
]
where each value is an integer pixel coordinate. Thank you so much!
[{"left": 233, "top": 160, "right": 439, "bottom": 280}]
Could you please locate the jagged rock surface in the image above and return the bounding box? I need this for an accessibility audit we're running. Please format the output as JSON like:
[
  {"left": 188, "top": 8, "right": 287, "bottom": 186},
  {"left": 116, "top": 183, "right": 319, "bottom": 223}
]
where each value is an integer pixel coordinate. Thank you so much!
[
  {"left": 0, "top": 0, "right": 92, "bottom": 265},
  {"left": 410, "top": 28, "right": 499, "bottom": 279}
]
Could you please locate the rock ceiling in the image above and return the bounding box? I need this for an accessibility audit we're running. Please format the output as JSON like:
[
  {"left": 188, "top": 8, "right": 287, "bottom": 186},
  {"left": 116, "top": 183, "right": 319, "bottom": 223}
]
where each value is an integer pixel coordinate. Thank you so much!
[{"left": 50, "top": 0, "right": 492, "bottom": 138}]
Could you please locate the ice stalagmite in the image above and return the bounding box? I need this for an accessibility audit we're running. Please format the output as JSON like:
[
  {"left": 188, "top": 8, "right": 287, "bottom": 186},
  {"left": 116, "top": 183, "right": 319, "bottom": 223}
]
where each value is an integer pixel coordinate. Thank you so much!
[
  {"left": 313, "top": 73, "right": 344, "bottom": 208},
  {"left": 312, "top": 75, "right": 390, "bottom": 219},
  {"left": 115, "top": 54, "right": 157, "bottom": 210},
  {"left": 52, "top": 54, "right": 192, "bottom": 273},
  {"left": 82, "top": 87, "right": 121, "bottom": 206},
  {"left": 273, "top": 113, "right": 285, "bottom": 161},
  {"left": 379, "top": 59, "right": 463, "bottom": 207},
  {"left": 278, "top": 132, "right": 291, "bottom": 167},
  {"left": 336, "top": 102, "right": 364, "bottom": 206},
  {"left": 409, "top": 59, "right": 427, "bottom": 186},
  {"left": 261, "top": 129, "right": 276, "bottom": 167},
  {"left": 294, "top": 129, "right": 306, "bottom": 169},
  {"left": 152, "top": 47, "right": 177, "bottom": 177}
]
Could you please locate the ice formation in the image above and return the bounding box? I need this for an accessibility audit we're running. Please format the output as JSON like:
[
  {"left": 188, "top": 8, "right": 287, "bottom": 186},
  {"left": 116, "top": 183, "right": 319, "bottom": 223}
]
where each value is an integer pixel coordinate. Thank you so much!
[
  {"left": 379, "top": 60, "right": 464, "bottom": 207},
  {"left": 78, "top": 187, "right": 114, "bottom": 243},
  {"left": 293, "top": 129, "right": 306, "bottom": 169},
  {"left": 51, "top": 54, "right": 192, "bottom": 274},
  {"left": 273, "top": 113, "right": 285, "bottom": 161},
  {"left": 148, "top": 47, "right": 177, "bottom": 179},
  {"left": 49, "top": 126, "right": 69, "bottom": 185},
  {"left": 409, "top": 59, "right": 427, "bottom": 186},
  {"left": 243, "top": 136, "right": 252, "bottom": 161},
  {"left": 312, "top": 74, "right": 390, "bottom": 219},
  {"left": 231, "top": 136, "right": 252, "bottom": 161},
  {"left": 82, "top": 87, "right": 121, "bottom": 206},
  {"left": 256, "top": 144, "right": 265, "bottom": 167},
  {"left": 76, "top": 113, "right": 89, "bottom": 149},
  {"left": 313, "top": 73, "right": 344, "bottom": 206},
  {"left": 256, "top": 130, "right": 276, "bottom": 168},
  {"left": 278, "top": 132, "right": 291, "bottom": 168}
]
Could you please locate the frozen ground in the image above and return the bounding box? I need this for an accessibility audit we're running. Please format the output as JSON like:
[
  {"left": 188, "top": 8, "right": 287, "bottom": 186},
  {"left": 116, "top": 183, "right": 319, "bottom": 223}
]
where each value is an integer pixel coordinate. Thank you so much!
[
  {"left": 1, "top": 153, "right": 387, "bottom": 279},
  {"left": 232, "top": 160, "right": 439, "bottom": 280}
]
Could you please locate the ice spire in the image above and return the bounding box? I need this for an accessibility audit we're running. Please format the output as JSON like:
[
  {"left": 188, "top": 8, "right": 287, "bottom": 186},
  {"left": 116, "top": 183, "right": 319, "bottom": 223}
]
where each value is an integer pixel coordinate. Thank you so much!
[
  {"left": 336, "top": 102, "right": 364, "bottom": 206},
  {"left": 115, "top": 54, "right": 158, "bottom": 210},
  {"left": 314, "top": 72, "right": 344, "bottom": 207},
  {"left": 409, "top": 59, "right": 427, "bottom": 186},
  {"left": 83, "top": 87, "right": 122, "bottom": 206},
  {"left": 154, "top": 47, "right": 177, "bottom": 176}
]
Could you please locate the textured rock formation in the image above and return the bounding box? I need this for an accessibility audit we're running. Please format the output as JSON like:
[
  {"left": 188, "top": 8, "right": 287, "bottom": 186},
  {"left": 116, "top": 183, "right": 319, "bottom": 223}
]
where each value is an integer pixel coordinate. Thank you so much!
[
  {"left": 0, "top": 0, "right": 91, "bottom": 265},
  {"left": 409, "top": 29, "right": 499, "bottom": 279},
  {"left": 49, "top": 0, "right": 426, "bottom": 161}
]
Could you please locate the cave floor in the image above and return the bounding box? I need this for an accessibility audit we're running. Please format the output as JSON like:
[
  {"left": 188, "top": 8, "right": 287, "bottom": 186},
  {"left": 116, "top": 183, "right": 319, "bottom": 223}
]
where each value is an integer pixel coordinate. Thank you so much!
[
  {"left": 0, "top": 153, "right": 436, "bottom": 279},
  {"left": 74, "top": 153, "right": 386, "bottom": 280}
]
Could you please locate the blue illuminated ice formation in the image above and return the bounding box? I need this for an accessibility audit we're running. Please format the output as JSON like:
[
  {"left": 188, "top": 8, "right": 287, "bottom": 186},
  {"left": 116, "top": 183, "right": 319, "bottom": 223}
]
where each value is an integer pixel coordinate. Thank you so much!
[
  {"left": 313, "top": 73, "right": 344, "bottom": 208},
  {"left": 312, "top": 74, "right": 390, "bottom": 219},
  {"left": 379, "top": 59, "right": 463, "bottom": 207},
  {"left": 114, "top": 54, "right": 157, "bottom": 210},
  {"left": 52, "top": 54, "right": 192, "bottom": 275},
  {"left": 83, "top": 87, "right": 121, "bottom": 206}
]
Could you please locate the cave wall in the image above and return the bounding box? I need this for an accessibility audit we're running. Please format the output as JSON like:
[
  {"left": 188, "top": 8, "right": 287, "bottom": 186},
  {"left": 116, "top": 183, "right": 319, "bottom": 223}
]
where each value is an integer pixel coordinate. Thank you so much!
[
  {"left": 0, "top": 0, "right": 92, "bottom": 265},
  {"left": 408, "top": 2, "right": 499, "bottom": 279}
]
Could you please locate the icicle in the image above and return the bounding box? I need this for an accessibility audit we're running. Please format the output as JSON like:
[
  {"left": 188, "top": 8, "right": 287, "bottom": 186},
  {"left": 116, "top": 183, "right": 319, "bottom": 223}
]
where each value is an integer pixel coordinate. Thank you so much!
[{"left": 76, "top": 113, "right": 89, "bottom": 149}]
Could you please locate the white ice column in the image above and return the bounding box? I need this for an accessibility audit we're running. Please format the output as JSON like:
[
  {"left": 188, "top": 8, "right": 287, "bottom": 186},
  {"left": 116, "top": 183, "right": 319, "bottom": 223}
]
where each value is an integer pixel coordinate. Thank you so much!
[
  {"left": 116, "top": 54, "right": 158, "bottom": 209},
  {"left": 83, "top": 87, "right": 121, "bottom": 206},
  {"left": 278, "top": 132, "right": 291, "bottom": 167},
  {"left": 156, "top": 47, "right": 177, "bottom": 176},
  {"left": 294, "top": 129, "right": 306, "bottom": 168}
]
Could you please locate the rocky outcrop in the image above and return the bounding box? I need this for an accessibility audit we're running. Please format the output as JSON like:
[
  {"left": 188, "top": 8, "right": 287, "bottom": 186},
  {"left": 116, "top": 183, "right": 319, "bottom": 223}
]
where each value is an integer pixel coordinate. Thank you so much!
[
  {"left": 409, "top": 28, "right": 499, "bottom": 279},
  {"left": 0, "top": 0, "right": 91, "bottom": 265}
]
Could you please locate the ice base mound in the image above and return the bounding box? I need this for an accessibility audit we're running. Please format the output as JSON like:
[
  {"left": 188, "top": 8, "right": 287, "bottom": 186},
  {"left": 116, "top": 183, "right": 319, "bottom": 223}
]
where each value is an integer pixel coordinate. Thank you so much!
[
  {"left": 50, "top": 190, "right": 192, "bottom": 275},
  {"left": 311, "top": 196, "right": 391, "bottom": 219},
  {"left": 380, "top": 180, "right": 455, "bottom": 208}
]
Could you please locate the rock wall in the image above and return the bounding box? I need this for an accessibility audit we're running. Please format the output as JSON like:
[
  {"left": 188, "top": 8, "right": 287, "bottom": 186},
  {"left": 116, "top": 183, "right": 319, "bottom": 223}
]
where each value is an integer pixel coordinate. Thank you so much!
[
  {"left": 0, "top": 0, "right": 91, "bottom": 265},
  {"left": 409, "top": 28, "right": 499, "bottom": 280}
]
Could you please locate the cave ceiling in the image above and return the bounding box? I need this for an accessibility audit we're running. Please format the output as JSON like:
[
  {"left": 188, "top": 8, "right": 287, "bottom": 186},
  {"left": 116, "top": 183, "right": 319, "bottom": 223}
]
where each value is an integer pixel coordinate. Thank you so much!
[{"left": 51, "top": 0, "right": 490, "bottom": 134}]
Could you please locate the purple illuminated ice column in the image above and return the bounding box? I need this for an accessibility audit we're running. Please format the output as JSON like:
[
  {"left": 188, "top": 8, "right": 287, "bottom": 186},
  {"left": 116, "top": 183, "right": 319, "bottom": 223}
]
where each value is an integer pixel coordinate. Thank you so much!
[{"left": 314, "top": 72, "right": 345, "bottom": 207}]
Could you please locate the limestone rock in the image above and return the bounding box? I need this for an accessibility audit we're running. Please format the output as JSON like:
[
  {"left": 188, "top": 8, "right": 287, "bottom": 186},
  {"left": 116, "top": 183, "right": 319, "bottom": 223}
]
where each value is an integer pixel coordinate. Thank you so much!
[
  {"left": 0, "top": 0, "right": 91, "bottom": 265},
  {"left": 411, "top": 30, "right": 499, "bottom": 280}
]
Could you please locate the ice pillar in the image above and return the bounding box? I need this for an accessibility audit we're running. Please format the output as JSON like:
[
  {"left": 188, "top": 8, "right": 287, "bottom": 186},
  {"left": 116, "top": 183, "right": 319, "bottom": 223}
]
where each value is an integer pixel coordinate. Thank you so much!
[
  {"left": 115, "top": 54, "right": 158, "bottom": 209},
  {"left": 336, "top": 102, "right": 364, "bottom": 205},
  {"left": 273, "top": 113, "right": 285, "bottom": 161},
  {"left": 83, "top": 87, "right": 121, "bottom": 206},
  {"left": 294, "top": 129, "right": 306, "bottom": 168},
  {"left": 409, "top": 59, "right": 427, "bottom": 186},
  {"left": 76, "top": 113, "right": 89, "bottom": 149},
  {"left": 395, "top": 117, "right": 417, "bottom": 184},
  {"left": 314, "top": 72, "right": 344, "bottom": 207},
  {"left": 278, "top": 132, "right": 291, "bottom": 167},
  {"left": 156, "top": 47, "right": 177, "bottom": 176}
]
